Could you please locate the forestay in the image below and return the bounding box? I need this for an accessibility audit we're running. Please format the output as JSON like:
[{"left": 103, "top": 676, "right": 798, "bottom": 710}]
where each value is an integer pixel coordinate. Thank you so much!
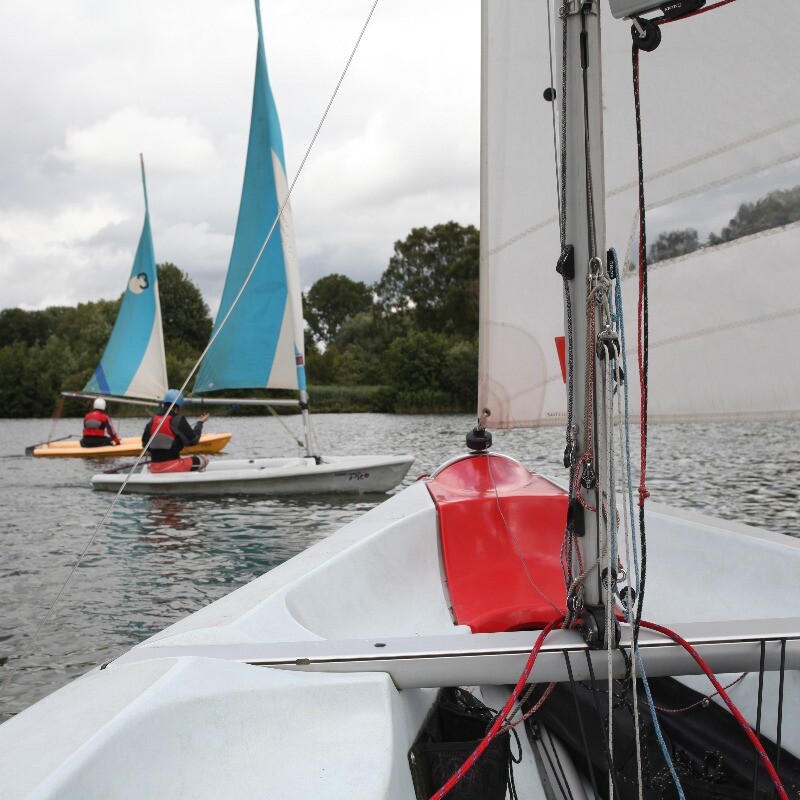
[
  {"left": 479, "top": 0, "right": 800, "bottom": 428},
  {"left": 194, "top": 2, "right": 306, "bottom": 395},
  {"left": 84, "top": 158, "right": 168, "bottom": 401}
]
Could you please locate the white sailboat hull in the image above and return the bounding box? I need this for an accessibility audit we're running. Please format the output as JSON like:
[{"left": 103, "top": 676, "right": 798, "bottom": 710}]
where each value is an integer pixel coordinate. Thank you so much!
[
  {"left": 3, "top": 465, "right": 800, "bottom": 799},
  {"left": 90, "top": 453, "right": 415, "bottom": 495}
]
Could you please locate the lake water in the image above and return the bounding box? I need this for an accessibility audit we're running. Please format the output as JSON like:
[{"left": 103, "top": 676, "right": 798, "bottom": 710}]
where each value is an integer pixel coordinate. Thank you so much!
[{"left": 1, "top": 413, "right": 798, "bottom": 721}]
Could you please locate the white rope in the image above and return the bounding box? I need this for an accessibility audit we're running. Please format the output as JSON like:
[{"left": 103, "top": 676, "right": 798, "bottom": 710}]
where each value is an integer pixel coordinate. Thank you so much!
[
  {"left": 607, "top": 257, "right": 645, "bottom": 799},
  {"left": 614, "top": 294, "right": 645, "bottom": 800},
  {"left": 0, "top": 0, "right": 382, "bottom": 707}
]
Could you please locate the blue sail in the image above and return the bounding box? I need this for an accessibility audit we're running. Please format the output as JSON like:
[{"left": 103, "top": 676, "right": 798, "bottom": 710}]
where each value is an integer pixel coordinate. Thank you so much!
[
  {"left": 84, "top": 157, "right": 168, "bottom": 400},
  {"left": 195, "top": 0, "right": 306, "bottom": 394}
]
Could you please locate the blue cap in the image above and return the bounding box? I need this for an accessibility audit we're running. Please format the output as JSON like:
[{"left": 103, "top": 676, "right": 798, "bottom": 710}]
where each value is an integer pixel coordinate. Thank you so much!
[{"left": 163, "top": 389, "right": 184, "bottom": 409}]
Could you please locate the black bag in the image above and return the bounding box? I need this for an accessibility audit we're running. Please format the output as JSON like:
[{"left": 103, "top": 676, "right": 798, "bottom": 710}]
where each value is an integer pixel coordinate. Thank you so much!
[
  {"left": 528, "top": 675, "right": 800, "bottom": 800},
  {"left": 409, "top": 688, "right": 516, "bottom": 800}
]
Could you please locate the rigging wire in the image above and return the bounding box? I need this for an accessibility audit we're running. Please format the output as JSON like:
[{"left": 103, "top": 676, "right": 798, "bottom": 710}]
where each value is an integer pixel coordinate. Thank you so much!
[
  {"left": 0, "top": 0, "right": 382, "bottom": 707},
  {"left": 266, "top": 404, "right": 306, "bottom": 450},
  {"left": 546, "top": 0, "right": 562, "bottom": 231},
  {"left": 46, "top": 396, "right": 65, "bottom": 443}
]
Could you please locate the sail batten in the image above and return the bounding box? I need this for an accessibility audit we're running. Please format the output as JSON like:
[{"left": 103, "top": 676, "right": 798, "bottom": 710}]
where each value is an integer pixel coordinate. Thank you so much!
[
  {"left": 194, "top": 2, "right": 304, "bottom": 395},
  {"left": 84, "top": 157, "right": 168, "bottom": 401},
  {"left": 479, "top": 0, "right": 800, "bottom": 428}
]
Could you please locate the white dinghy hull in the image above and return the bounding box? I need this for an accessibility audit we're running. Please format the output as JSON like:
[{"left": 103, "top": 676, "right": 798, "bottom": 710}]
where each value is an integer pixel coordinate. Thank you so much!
[
  {"left": 90, "top": 453, "right": 415, "bottom": 495},
  {"left": 3, "top": 464, "right": 800, "bottom": 799}
]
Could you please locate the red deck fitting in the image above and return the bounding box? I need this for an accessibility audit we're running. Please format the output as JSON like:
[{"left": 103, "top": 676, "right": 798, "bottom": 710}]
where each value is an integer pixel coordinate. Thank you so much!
[{"left": 428, "top": 454, "right": 568, "bottom": 633}]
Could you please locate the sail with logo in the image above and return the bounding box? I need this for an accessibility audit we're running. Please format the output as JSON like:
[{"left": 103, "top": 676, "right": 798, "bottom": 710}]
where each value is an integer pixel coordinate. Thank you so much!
[
  {"left": 32, "top": 157, "right": 232, "bottom": 458},
  {"left": 89, "top": 0, "right": 414, "bottom": 493},
  {"left": 84, "top": 156, "right": 168, "bottom": 402}
]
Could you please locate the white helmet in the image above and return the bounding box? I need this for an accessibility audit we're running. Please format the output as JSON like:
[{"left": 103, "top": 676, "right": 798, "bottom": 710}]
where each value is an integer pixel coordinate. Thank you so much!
[{"left": 93, "top": 398, "right": 107, "bottom": 411}]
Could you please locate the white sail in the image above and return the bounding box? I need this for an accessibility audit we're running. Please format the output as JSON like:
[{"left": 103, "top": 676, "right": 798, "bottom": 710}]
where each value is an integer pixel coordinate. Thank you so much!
[{"left": 480, "top": 0, "right": 800, "bottom": 428}]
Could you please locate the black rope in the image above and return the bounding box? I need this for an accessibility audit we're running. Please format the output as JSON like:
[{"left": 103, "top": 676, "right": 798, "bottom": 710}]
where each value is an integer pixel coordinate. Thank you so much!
[
  {"left": 776, "top": 639, "right": 787, "bottom": 782},
  {"left": 545, "top": 724, "right": 577, "bottom": 800},
  {"left": 508, "top": 724, "right": 523, "bottom": 800},
  {"left": 752, "top": 641, "right": 767, "bottom": 798},
  {"left": 579, "top": 9, "right": 598, "bottom": 261},
  {"left": 631, "top": 42, "right": 649, "bottom": 665},
  {"left": 559, "top": 4, "right": 578, "bottom": 596},
  {"left": 539, "top": 722, "right": 574, "bottom": 800},
  {"left": 585, "top": 650, "right": 623, "bottom": 800},
  {"left": 564, "top": 651, "right": 601, "bottom": 798}
]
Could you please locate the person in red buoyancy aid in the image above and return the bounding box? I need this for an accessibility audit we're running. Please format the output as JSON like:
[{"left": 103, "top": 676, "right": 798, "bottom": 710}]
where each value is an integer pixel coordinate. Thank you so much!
[
  {"left": 142, "top": 389, "right": 211, "bottom": 473},
  {"left": 81, "top": 398, "right": 121, "bottom": 448}
]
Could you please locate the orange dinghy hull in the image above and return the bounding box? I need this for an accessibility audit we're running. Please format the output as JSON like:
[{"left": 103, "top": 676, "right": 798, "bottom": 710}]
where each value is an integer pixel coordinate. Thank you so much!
[{"left": 33, "top": 432, "right": 232, "bottom": 458}]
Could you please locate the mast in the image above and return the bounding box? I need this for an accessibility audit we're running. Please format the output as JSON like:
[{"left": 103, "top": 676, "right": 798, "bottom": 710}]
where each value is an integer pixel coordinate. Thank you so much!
[
  {"left": 255, "top": 0, "right": 313, "bottom": 461},
  {"left": 560, "top": 1, "right": 610, "bottom": 632}
]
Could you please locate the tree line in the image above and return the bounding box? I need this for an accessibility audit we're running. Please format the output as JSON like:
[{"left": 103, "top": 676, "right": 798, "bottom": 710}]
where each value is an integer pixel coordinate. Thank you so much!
[
  {"left": 0, "top": 223, "right": 479, "bottom": 418},
  {"left": 3, "top": 181, "right": 796, "bottom": 418},
  {"left": 0, "top": 264, "right": 211, "bottom": 418}
]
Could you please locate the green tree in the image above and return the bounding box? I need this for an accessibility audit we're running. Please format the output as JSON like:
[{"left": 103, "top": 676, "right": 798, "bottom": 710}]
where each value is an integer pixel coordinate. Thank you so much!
[
  {"left": 440, "top": 339, "right": 478, "bottom": 407},
  {"left": 55, "top": 299, "right": 120, "bottom": 370},
  {"left": 384, "top": 330, "right": 450, "bottom": 393},
  {"left": 304, "top": 273, "right": 373, "bottom": 346},
  {"left": 331, "top": 309, "right": 410, "bottom": 385},
  {"left": 305, "top": 327, "right": 344, "bottom": 384},
  {"left": 0, "top": 339, "right": 73, "bottom": 417},
  {"left": 0, "top": 308, "right": 57, "bottom": 347},
  {"left": 375, "top": 222, "right": 479, "bottom": 337},
  {"left": 157, "top": 263, "right": 212, "bottom": 351}
]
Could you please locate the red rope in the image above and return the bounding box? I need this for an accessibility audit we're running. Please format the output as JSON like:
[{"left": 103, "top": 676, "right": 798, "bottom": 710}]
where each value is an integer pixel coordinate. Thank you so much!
[
  {"left": 428, "top": 618, "right": 564, "bottom": 800},
  {"left": 640, "top": 619, "right": 789, "bottom": 800}
]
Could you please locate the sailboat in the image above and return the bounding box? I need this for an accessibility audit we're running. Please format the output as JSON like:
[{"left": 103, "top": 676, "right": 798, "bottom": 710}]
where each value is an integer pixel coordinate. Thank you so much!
[
  {"left": 90, "top": 5, "right": 413, "bottom": 496},
  {"left": 3, "top": 1, "right": 800, "bottom": 797},
  {"left": 33, "top": 156, "right": 232, "bottom": 459}
]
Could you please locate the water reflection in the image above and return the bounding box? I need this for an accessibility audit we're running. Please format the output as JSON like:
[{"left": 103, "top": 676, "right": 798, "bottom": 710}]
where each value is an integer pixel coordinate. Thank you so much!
[{"left": 1, "top": 414, "right": 798, "bottom": 721}]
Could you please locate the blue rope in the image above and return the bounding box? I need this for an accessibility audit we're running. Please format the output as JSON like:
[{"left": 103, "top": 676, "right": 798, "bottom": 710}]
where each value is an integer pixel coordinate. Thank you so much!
[
  {"left": 636, "top": 650, "right": 686, "bottom": 800},
  {"left": 610, "top": 248, "right": 686, "bottom": 799},
  {"left": 610, "top": 248, "right": 640, "bottom": 602}
]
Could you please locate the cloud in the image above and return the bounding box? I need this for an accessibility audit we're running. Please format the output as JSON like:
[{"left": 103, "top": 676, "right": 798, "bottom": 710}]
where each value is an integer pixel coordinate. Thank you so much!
[
  {"left": 49, "top": 108, "right": 217, "bottom": 173},
  {"left": 0, "top": 0, "right": 481, "bottom": 313}
]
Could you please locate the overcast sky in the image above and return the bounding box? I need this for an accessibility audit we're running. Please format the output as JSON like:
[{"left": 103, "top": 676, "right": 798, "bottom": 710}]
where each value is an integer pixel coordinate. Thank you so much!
[{"left": 0, "top": 0, "right": 481, "bottom": 315}]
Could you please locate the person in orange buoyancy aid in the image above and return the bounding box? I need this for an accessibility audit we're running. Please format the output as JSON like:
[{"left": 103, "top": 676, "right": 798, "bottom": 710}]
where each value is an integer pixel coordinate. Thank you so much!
[
  {"left": 81, "top": 398, "right": 121, "bottom": 448},
  {"left": 142, "top": 389, "right": 211, "bottom": 473}
]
